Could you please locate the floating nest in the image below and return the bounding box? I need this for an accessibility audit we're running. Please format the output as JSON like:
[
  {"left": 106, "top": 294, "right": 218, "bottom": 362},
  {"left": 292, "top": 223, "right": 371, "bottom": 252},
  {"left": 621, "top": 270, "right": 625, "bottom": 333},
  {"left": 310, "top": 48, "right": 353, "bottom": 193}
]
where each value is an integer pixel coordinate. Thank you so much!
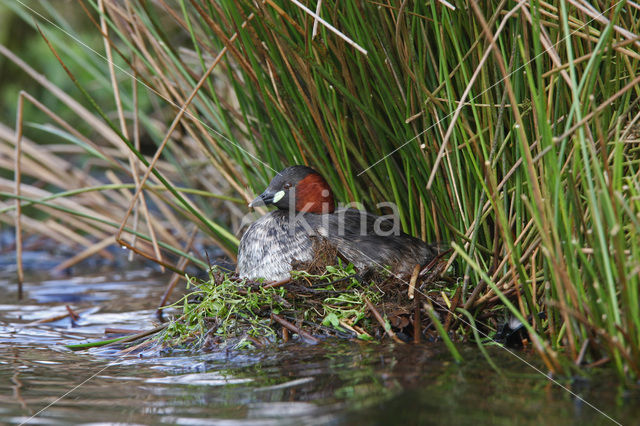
[{"left": 157, "top": 238, "right": 459, "bottom": 351}]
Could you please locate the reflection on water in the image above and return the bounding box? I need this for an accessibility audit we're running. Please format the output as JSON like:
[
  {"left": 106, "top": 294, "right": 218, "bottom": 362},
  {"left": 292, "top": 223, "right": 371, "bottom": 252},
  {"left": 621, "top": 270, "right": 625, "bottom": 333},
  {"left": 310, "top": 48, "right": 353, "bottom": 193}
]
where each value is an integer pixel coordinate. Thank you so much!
[{"left": 0, "top": 266, "right": 638, "bottom": 425}]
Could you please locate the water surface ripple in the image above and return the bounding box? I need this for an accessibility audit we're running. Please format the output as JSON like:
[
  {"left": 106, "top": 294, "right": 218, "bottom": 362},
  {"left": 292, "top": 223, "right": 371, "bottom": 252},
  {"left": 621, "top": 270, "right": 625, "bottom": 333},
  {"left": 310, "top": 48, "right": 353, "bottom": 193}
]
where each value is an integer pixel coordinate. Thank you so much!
[{"left": 0, "top": 266, "right": 637, "bottom": 425}]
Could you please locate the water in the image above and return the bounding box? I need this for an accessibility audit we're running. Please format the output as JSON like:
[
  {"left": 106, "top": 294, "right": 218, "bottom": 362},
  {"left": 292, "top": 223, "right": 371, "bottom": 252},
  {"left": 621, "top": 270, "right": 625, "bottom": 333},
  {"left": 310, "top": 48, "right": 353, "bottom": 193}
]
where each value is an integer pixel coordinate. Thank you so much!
[{"left": 0, "top": 260, "right": 638, "bottom": 425}]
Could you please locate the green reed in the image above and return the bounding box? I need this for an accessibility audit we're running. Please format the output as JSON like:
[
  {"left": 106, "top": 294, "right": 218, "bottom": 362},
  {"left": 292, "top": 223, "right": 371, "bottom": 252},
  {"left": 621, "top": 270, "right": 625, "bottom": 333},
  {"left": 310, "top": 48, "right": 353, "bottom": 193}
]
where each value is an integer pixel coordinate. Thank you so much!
[{"left": 2, "top": 0, "right": 640, "bottom": 379}]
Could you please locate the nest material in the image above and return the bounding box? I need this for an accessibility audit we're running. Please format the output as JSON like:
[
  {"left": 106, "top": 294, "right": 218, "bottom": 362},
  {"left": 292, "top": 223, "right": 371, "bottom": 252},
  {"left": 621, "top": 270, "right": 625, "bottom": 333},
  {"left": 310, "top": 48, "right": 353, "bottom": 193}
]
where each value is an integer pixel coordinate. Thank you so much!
[
  {"left": 290, "top": 236, "right": 343, "bottom": 275},
  {"left": 195, "top": 238, "right": 457, "bottom": 347}
]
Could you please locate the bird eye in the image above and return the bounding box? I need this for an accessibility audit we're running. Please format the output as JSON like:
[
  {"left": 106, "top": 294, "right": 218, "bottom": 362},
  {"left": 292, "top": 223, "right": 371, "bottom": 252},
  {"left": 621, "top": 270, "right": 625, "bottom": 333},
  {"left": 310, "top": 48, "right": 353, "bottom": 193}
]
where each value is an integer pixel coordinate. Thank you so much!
[{"left": 283, "top": 183, "right": 292, "bottom": 189}]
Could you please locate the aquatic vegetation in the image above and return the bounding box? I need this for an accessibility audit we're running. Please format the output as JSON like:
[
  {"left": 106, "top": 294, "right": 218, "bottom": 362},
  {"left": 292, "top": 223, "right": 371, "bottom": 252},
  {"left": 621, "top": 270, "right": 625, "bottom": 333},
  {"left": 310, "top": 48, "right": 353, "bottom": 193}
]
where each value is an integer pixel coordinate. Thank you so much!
[
  {"left": 160, "top": 261, "right": 416, "bottom": 350},
  {"left": 162, "top": 269, "right": 289, "bottom": 349}
]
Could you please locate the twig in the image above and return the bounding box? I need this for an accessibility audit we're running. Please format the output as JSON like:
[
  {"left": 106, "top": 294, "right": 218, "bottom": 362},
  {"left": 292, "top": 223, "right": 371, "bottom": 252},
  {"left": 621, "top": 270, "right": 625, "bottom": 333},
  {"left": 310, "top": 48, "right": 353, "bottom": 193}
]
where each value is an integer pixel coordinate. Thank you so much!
[
  {"left": 338, "top": 319, "right": 364, "bottom": 338},
  {"left": 116, "top": 339, "right": 155, "bottom": 355},
  {"left": 118, "top": 239, "right": 184, "bottom": 274},
  {"left": 263, "top": 277, "right": 292, "bottom": 289},
  {"left": 65, "top": 305, "right": 80, "bottom": 322},
  {"left": 420, "top": 248, "right": 453, "bottom": 276},
  {"left": 363, "top": 296, "right": 404, "bottom": 344},
  {"left": 271, "top": 313, "right": 319, "bottom": 344},
  {"left": 22, "top": 307, "right": 93, "bottom": 326},
  {"left": 576, "top": 339, "right": 590, "bottom": 366},
  {"left": 104, "top": 328, "right": 143, "bottom": 335},
  {"left": 586, "top": 357, "right": 610, "bottom": 368},
  {"left": 103, "top": 324, "right": 168, "bottom": 347},
  {"left": 408, "top": 264, "right": 420, "bottom": 299}
]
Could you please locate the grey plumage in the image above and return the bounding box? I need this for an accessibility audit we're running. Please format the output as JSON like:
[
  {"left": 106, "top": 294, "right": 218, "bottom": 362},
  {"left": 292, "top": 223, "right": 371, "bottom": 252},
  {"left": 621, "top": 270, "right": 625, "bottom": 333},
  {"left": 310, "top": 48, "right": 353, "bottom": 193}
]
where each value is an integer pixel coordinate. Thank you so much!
[
  {"left": 314, "top": 208, "right": 440, "bottom": 274},
  {"left": 236, "top": 208, "right": 440, "bottom": 281},
  {"left": 236, "top": 210, "right": 314, "bottom": 281}
]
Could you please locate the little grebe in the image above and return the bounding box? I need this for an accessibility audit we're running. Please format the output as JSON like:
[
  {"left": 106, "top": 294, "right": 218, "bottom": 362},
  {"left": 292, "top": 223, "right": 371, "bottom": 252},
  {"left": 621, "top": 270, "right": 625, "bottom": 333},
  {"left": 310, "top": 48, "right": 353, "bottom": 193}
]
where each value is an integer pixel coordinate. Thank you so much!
[{"left": 237, "top": 166, "right": 440, "bottom": 281}]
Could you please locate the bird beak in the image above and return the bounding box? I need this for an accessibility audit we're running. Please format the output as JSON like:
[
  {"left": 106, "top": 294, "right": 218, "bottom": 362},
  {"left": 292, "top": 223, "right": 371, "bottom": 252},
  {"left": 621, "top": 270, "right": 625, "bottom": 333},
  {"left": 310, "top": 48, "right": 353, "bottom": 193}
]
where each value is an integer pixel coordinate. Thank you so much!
[{"left": 248, "top": 191, "right": 271, "bottom": 208}]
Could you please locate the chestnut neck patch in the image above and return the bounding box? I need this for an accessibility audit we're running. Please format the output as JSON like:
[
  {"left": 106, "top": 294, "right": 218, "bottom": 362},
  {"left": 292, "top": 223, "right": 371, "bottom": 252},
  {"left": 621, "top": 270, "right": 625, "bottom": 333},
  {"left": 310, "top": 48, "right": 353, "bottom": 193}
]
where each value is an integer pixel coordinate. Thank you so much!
[{"left": 294, "top": 173, "right": 335, "bottom": 214}]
